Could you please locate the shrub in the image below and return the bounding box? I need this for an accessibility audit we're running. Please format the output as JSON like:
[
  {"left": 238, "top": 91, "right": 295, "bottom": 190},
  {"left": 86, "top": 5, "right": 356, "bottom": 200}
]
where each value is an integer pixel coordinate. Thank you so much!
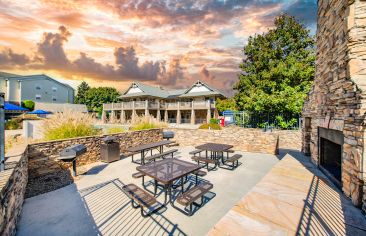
[
  {"left": 42, "top": 110, "right": 100, "bottom": 141},
  {"left": 130, "top": 115, "right": 168, "bottom": 131},
  {"left": 5, "top": 119, "right": 21, "bottom": 130},
  {"left": 199, "top": 123, "right": 222, "bottom": 130},
  {"left": 209, "top": 118, "right": 219, "bottom": 124},
  {"left": 22, "top": 100, "right": 35, "bottom": 111},
  {"left": 106, "top": 126, "right": 125, "bottom": 134}
]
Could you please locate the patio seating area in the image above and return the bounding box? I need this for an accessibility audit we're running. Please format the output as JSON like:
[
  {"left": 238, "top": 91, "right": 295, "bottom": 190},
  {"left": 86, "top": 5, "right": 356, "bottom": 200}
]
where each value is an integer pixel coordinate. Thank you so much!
[{"left": 16, "top": 146, "right": 279, "bottom": 236}]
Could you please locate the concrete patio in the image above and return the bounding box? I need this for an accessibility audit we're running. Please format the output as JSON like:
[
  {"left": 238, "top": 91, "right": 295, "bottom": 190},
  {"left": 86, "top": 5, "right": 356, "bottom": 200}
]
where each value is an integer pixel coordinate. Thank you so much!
[{"left": 16, "top": 146, "right": 279, "bottom": 236}]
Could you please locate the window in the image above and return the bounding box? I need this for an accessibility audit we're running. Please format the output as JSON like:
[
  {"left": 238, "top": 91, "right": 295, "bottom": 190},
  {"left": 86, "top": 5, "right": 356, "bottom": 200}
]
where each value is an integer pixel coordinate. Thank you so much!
[
  {"left": 52, "top": 96, "right": 57, "bottom": 102},
  {"left": 52, "top": 86, "right": 57, "bottom": 92},
  {"left": 35, "top": 94, "right": 41, "bottom": 100},
  {"left": 35, "top": 85, "right": 41, "bottom": 90}
]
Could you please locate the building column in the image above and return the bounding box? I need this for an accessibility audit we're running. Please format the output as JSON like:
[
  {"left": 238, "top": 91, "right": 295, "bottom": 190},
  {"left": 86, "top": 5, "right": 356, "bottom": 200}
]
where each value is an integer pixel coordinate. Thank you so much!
[
  {"left": 110, "top": 110, "right": 116, "bottom": 123},
  {"left": 102, "top": 110, "right": 107, "bottom": 123},
  {"left": 145, "top": 99, "right": 149, "bottom": 116},
  {"left": 214, "top": 109, "right": 219, "bottom": 119},
  {"left": 120, "top": 110, "right": 125, "bottom": 123},
  {"left": 164, "top": 110, "right": 168, "bottom": 123},
  {"left": 207, "top": 109, "right": 211, "bottom": 123},
  {"left": 191, "top": 109, "right": 195, "bottom": 125},
  {"left": 177, "top": 110, "right": 181, "bottom": 124},
  {"left": 157, "top": 100, "right": 161, "bottom": 121}
]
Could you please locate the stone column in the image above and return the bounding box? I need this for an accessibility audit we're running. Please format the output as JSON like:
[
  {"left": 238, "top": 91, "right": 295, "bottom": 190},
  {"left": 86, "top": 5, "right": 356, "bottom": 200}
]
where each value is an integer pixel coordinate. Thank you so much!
[
  {"left": 214, "top": 109, "right": 219, "bottom": 119},
  {"left": 164, "top": 109, "right": 168, "bottom": 123},
  {"left": 145, "top": 99, "right": 149, "bottom": 116},
  {"left": 110, "top": 110, "right": 116, "bottom": 123},
  {"left": 191, "top": 109, "right": 195, "bottom": 125},
  {"left": 102, "top": 110, "right": 107, "bottom": 123},
  {"left": 120, "top": 110, "right": 125, "bottom": 123},
  {"left": 177, "top": 101, "right": 181, "bottom": 124},
  {"left": 207, "top": 109, "right": 211, "bottom": 123},
  {"left": 157, "top": 100, "right": 161, "bottom": 121}
]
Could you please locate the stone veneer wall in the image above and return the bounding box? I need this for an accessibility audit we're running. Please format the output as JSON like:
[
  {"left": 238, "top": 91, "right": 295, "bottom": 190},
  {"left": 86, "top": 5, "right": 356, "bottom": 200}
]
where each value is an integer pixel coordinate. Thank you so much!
[
  {"left": 302, "top": 0, "right": 366, "bottom": 210},
  {"left": 168, "top": 127, "right": 301, "bottom": 154},
  {"left": 0, "top": 146, "right": 28, "bottom": 236},
  {"left": 26, "top": 129, "right": 162, "bottom": 197}
]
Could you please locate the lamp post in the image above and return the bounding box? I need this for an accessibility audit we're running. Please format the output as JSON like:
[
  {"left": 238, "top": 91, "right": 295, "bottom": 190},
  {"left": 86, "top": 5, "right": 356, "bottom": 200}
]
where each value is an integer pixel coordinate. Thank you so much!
[{"left": 0, "top": 92, "right": 4, "bottom": 171}]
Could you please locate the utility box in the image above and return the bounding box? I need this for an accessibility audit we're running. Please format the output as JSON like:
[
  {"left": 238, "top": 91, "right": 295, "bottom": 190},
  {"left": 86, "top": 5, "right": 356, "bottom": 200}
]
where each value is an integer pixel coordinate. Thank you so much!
[{"left": 100, "top": 136, "right": 120, "bottom": 163}]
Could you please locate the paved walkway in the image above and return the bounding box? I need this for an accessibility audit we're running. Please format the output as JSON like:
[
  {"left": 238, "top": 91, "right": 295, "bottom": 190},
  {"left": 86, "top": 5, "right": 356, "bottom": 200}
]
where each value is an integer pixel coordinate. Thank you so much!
[
  {"left": 17, "top": 146, "right": 279, "bottom": 236},
  {"left": 208, "top": 153, "right": 366, "bottom": 235}
]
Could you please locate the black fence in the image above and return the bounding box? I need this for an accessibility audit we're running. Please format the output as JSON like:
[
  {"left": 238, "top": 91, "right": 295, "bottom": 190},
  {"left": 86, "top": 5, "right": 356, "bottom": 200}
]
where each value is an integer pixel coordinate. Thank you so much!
[{"left": 229, "top": 111, "right": 301, "bottom": 130}]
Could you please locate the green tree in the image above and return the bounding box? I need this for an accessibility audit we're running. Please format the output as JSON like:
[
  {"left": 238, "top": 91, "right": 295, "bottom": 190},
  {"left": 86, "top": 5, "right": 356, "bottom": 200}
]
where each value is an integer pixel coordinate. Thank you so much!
[
  {"left": 21, "top": 100, "right": 35, "bottom": 111},
  {"left": 84, "top": 87, "right": 120, "bottom": 112},
  {"left": 234, "top": 14, "right": 315, "bottom": 115},
  {"left": 75, "top": 81, "right": 90, "bottom": 104},
  {"left": 216, "top": 98, "right": 237, "bottom": 113}
]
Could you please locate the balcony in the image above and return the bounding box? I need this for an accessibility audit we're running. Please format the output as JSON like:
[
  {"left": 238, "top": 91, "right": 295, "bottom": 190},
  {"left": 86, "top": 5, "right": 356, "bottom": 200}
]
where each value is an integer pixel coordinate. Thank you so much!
[{"left": 103, "top": 100, "right": 216, "bottom": 110}]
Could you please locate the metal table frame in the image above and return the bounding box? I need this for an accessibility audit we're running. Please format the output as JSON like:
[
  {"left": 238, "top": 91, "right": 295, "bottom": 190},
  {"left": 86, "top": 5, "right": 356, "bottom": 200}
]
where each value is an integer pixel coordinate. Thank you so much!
[
  {"left": 195, "top": 143, "right": 234, "bottom": 167},
  {"left": 127, "top": 140, "right": 173, "bottom": 165}
]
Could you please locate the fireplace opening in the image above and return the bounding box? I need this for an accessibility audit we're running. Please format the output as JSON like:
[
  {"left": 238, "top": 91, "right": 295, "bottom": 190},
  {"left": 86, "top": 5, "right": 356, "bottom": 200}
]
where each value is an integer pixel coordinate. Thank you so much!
[
  {"left": 320, "top": 138, "right": 342, "bottom": 185},
  {"left": 318, "top": 127, "right": 343, "bottom": 187}
]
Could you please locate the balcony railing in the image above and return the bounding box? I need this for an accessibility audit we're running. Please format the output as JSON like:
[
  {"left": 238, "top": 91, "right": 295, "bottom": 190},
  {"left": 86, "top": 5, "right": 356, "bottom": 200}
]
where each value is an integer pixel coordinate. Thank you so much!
[{"left": 103, "top": 100, "right": 216, "bottom": 110}]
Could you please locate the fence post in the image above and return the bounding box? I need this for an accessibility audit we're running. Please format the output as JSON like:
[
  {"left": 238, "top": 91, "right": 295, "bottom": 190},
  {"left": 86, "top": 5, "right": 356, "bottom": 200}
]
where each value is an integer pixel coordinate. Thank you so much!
[{"left": 0, "top": 92, "right": 5, "bottom": 171}]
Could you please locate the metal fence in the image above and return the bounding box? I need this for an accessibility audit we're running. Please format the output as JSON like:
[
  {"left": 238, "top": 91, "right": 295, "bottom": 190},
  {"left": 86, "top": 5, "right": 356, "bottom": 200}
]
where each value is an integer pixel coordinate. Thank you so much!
[{"left": 223, "top": 110, "right": 301, "bottom": 130}]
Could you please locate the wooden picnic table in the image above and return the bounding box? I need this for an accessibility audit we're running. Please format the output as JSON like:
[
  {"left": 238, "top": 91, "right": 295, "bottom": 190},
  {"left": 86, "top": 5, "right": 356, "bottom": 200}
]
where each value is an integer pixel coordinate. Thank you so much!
[
  {"left": 136, "top": 158, "right": 201, "bottom": 204},
  {"left": 127, "top": 140, "right": 173, "bottom": 165}
]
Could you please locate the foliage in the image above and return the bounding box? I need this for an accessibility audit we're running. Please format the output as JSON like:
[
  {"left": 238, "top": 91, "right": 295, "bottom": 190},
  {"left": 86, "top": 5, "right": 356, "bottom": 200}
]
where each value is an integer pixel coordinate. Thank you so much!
[
  {"left": 199, "top": 123, "right": 222, "bottom": 130},
  {"left": 75, "top": 81, "right": 90, "bottom": 104},
  {"left": 209, "top": 118, "right": 219, "bottom": 124},
  {"left": 216, "top": 98, "right": 237, "bottom": 113},
  {"left": 21, "top": 100, "right": 35, "bottom": 111},
  {"left": 234, "top": 14, "right": 315, "bottom": 115},
  {"left": 275, "top": 115, "right": 298, "bottom": 129},
  {"left": 84, "top": 87, "right": 120, "bottom": 112},
  {"left": 5, "top": 119, "right": 21, "bottom": 130},
  {"left": 42, "top": 110, "right": 100, "bottom": 141},
  {"left": 106, "top": 126, "right": 125, "bottom": 134},
  {"left": 130, "top": 115, "right": 168, "bottom": 131}
]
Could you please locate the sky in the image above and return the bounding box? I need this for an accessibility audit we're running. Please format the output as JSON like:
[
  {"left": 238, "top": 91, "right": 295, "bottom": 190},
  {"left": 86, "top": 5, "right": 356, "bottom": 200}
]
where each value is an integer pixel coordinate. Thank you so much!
[{"left": 0, "top": 0, "right": 317, "bottom": 96}]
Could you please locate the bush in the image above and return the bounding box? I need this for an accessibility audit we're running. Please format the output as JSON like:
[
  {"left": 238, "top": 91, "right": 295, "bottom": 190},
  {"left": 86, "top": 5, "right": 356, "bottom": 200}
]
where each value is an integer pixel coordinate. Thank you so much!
[
  {"left": 209, "top": 118, "right": 219, "bottom": 124},
  {"left": 199, "top": 123, "right": 222, "bottom": 130},
  {"left": 43, "top": 110, "right": 100, "bottom": 141},
  {"left": 130, "top": 115, "right": 168, "bottom": 131},
  {"left": 106, "top": 126, "right": 125, "bottom": 134},
  {"left": 5, "top": 119, "right": 21, "bottom": 130},
  {"left": 22, "top": 100, "right": 35, "bottom": 111}
]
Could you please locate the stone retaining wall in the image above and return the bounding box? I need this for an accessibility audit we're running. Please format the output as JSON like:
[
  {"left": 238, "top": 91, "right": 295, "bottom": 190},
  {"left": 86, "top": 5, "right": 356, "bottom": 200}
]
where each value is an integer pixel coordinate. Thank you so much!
[
  {"left": 168, "top": 127, "right": 301, "bottom": 154},
  {"left": 0, "top": 146, "right": 28, "bottom": 236},
  {"left": 26, "top": 129, "right": 162, "bottom": 197}
]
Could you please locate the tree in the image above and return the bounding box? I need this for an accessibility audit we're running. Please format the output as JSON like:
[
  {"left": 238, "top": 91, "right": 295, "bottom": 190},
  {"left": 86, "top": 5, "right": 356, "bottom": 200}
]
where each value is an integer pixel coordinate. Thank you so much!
[
  {"left": 234, "top": 14, "right": 315, "bottom": 115},
  {"left": 75, "top": 81, "right": 90, "bottom": 104},
  {"left": 216, "top": 98, "right": 237, "bottom": 113},
  {"left": 21, "top": 100, "right": 35, "bottom": 111},
  {"left": 84, "top": 87, "right": 120, "bottom": 112}
]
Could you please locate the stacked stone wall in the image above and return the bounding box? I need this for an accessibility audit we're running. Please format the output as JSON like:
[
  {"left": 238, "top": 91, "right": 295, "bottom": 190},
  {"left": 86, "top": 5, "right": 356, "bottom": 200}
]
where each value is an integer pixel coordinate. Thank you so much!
[
  {"left": 302, "top": 0, "right": 366, "bottom": 210},
  {"left": 168, "top": 127, "right": 301, "bottom": 155},
  {"left": 0, "top": 146, "right": 28, "bottom": 236},
  {"left": 26, "top": 129, "right": 162, "bottom": 197}
]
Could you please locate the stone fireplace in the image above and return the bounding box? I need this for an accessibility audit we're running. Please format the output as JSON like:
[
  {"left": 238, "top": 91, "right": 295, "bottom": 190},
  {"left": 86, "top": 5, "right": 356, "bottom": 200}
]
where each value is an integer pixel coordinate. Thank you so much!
[{"left": 302, "top": 0, "right": 366, "bottom": 211}]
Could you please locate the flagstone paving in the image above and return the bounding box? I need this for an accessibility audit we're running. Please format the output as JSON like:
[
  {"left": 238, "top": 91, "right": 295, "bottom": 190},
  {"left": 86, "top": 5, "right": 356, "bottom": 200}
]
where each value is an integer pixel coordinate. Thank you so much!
[{"left": 208, "top": 154, "right": 366, "bottom": 236}]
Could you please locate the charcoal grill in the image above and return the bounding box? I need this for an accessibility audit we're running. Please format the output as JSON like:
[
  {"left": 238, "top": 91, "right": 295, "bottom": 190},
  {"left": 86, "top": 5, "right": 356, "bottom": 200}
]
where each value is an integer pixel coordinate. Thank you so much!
[
  {"left": 100, "top": 136, "right": 120, "bottom": 163},
  {"left": 59, "top": 144, "right": 87, "bottom": 176},
  {"left": 163, "top": 131, "right": 174, "bottom": 140}
]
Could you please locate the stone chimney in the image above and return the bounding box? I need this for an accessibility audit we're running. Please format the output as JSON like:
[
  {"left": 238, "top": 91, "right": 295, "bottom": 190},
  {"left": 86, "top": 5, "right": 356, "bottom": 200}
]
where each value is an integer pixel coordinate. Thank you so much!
[{"left": 302, "top": 0, "right": 366, "bottom": 211}]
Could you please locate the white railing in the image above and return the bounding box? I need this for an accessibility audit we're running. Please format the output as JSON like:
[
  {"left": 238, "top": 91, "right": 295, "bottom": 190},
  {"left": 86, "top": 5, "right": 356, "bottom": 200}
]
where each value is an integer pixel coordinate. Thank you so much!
[
  {"left": 180, "top": 101, "right": 192, "bottom": 108},
  {"left": 148, "top": 102, "right": 159, "bottom": 109},
  {"left": 134, "top": 101, "right": 146, "bottom": 109},
  {"left": 123, "top": 101, "right": 133, "bottom": 109},
  {"left": 193, "top": 101, "right": 207, "bottom": 108},
  {"left": 166, "top": 102, "right": 178, "bottom": 109}
]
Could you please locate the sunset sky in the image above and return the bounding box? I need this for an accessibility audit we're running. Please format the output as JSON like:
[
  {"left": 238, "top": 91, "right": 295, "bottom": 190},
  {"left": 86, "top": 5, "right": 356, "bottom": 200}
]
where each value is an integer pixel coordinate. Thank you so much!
[{"left": 0, "top": 0, "right": 317, "bottom": 96}]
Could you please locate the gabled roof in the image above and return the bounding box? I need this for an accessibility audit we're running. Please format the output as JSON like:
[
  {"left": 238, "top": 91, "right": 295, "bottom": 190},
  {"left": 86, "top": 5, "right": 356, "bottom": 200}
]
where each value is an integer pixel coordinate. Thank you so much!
[
  {"left": 0, "top": 73, "right": 74, "bottom": 91},
  {"left": 120, "top": 80, "right": 225, "bottom": 99}
]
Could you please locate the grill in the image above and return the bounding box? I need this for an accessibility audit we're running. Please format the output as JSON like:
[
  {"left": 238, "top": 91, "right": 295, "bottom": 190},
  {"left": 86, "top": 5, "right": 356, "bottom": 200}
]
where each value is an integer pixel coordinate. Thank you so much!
[
  {"left": 59, "top": 144, "right": 87, "bottom": 176},
  {"left": 100, "top": 136, "right": 120, "bottom": 163},
  {"left": 163, "top": 131, "right": 174, "bottom": 140}
]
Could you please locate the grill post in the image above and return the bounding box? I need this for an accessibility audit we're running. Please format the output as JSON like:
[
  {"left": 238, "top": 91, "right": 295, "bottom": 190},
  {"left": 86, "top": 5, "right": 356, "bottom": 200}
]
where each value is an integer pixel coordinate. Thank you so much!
[{"left": 72, "top": 159, "right": 77, "bottom": 176}]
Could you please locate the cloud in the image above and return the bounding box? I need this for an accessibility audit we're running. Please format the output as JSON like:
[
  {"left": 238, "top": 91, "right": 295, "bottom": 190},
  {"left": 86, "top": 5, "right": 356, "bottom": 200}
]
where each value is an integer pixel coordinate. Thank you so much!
[
  {"left": 200, "top": 66, "right": 215, "bottom": 81},
  {"left": 0, "top": 48, "right": 30, "bottom": 66}
]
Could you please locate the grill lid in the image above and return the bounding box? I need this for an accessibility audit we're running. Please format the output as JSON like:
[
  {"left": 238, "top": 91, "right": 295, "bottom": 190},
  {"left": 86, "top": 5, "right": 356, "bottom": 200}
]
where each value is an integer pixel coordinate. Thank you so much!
[
  {"left": 163, "top": 131, "right": 174, "bottom": 139},
  {"left": 59, "top": 144, "right": 87, "bottom": 160}
]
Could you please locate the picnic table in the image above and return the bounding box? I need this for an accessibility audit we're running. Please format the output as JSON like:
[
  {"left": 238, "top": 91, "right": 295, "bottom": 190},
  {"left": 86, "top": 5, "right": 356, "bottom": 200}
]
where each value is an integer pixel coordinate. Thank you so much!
[
  {"left": 136, "top": 158, "right": 200, "bottom": 204},
  {"left": 127, "top": 140, "right": 173, "bottom": 165},
  {"left": 196, "top": 142, "right": 233, "bottom": 160}
]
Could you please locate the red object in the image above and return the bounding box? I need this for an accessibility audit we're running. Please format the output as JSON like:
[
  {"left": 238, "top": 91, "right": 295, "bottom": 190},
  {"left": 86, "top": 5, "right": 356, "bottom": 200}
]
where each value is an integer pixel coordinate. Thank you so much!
[{"left": 220, "top": 118, "right": 225, "bottom": 127}]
